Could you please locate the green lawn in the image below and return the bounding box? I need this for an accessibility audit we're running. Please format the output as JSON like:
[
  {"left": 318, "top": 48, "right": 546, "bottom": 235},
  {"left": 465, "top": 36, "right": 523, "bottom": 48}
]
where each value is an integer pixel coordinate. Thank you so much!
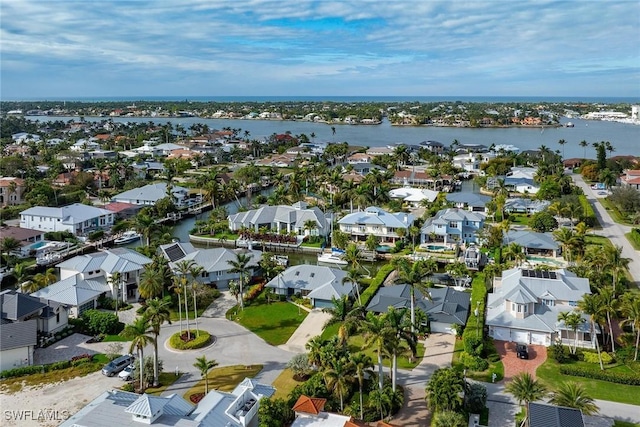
[
  {"left": 614, "top": 421, "right": 640, "bottom": 427},
  {"left": 103, "top": 334, "right": 130, "bottom": 342},
  {"left": 536, "top": 359, "right": 640, "bottom": 405},
  {"left": 271, "top": 368, "right": 306, "bottom": 399},
  {"left": 234, "top": 300, "right": 308, "bottom": 345},
  {"left": 146, "top": 372, "right": 183, "bottom": 395},
  {"left": 598, "top": 197, "right": 633, "bottom": 225},
  {"left": 183, "top": 365, "right": 263, "bottom": 401},
  {"left": 321, "top": 323, "right": 425, "bottom": 370},
  {"left": 169, "top": 308, "right": 207, "bottom": 322},
  {"left": 626, "top": 232, "right": 640, "bottom": 251}
]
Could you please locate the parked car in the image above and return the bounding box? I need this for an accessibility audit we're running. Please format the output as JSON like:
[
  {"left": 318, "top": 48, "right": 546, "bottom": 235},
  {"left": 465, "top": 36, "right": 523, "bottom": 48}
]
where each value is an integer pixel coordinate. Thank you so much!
[
  {"left": 597, "top": 191, "right": 608, "bottom": 196},
  {"left": 118, "top": 364, "right": 135, "bottom": 381},
  {"left": 516, "top": 344, "right": 529, "bottom": 359},
  {"left": 102, "top": 354, "right": 135, "bottom": 376}
]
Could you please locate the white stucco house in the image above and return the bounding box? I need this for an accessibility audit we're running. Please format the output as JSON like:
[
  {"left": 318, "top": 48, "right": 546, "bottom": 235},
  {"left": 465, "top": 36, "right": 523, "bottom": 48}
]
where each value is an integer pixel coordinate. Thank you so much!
[
  {"left": 112, "top": 182, "right": 193, "bottom": 208},
  {"left": 337, "top": 206, "right": 414, "bottom": 243},
  {"left": 228, "top": 201, "right": 330, "bottom": 238},
  {"left": 486, "top": 268, "right": 596, "bottom": 347},
  {"left": 389, "top": 186, "right": 439, "bottom": 207},
  {"left": 20, "top": 204, "right": 114, "bottom": 236}
]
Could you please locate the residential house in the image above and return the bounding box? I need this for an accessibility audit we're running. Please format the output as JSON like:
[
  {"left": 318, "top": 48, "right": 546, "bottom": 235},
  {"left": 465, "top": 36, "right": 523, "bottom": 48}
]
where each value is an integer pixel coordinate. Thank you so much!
[
  {"left": 70, "top": 139, "right": 101, "bottom": 152},
  {"left": 347, "top": 153, "right": 373, "bottom": 164},
  {"left": 528, "top": 403, "right": 585, "bottom": 427},
  {"left": 388, "top": 186, "right": 439, "bottom": 207},
  {"left": 0, "top": 177, "right": 25, "bottom": 207},
  {"left": 0, "top": 290, "right": 69, "bottom": 371},
  {"left": 419, "top": 140, "right": 446, "bottom": 154},
  {"left": 60, "top": 378, "right": 275, "bottom": 427},
  {"left": 229, "top": 201, "right": 330, "bottom": 238},
  {"left": 0, "top": 225, "right": 45, "bottom": 258},
  {"left": 338, "top": 206, "right": 414, "bottom": 243},
  {"left": 291, "top": 395, "right": 354, "bottom": 427},
  {"left": 420, "top": 208, "right": 485, "bottom": 245},
  {"left": 112, "top": 182, "right": 194, "bottom": 208},
  {"left": 158, "top": 242, "right": 261, "bottom": 289},
  {"left": 32, "top": 248, "right": 152, "bottom": 316},
  {"left": 620, "top": 169, "right": 640, "bottom": 190},
  {"left": 265, "top": 265, "right": 351, "bottom": 308},
  {"left": 486, "top": 268, "right": 595, "bottom": 347},
  {"left": 103, "top": 202, "right": 143, "bottom": 220},
  {"left": 452, "top": 152, "right": 495, "bottom": 175},
  {"left": 88, "top": 149, "right": 118, "bottom": 160},
  {"left": 366, "top": 147, "right": 395, "bottom": 156},
  {"left": 504, "top": 230, "right": 560, "bottom": 257},
  {"left": 11, "top": 132, "right": 42, "bottom": 144},
  {"left": 152, "top": 142, "right": 188, "bottom": 156},
  {"left": 20, "top": 203, "right": 114, "bottom": 236},
  {"left": 504, "top": 198, "right": 550, "bottom": 215},
  {"left": 366, "top": 285, "right": 470, "bottom": 334},
  {"left": 446, "top": 192, "right": 491, "bottom": 212}
]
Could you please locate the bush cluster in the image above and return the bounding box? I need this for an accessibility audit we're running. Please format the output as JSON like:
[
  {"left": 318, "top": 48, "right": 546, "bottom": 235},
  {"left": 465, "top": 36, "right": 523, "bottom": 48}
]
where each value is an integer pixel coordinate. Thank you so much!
[
  {"left": 582, "top": 351, "right": 614, "bottom": 365},
  {"left": 360, "top": 264, "right": 395, "bottom": 306},
  {"left": 0, "top": 359, "right": 76, "bottom": 379},
  {"left": 245, "top": 282, "right": 265, "bottom": 303},
  {"left": 80, "top": 310, "right": 123, "bottom": 336},
  {"left": 578, "top": 195, "right": 598, "bottom": 227},
  {"left": 629, "top": 229, "right": 640, "bottom": 248},
  {"left": 559, "top": 365, "right": 640, "bottom": 385},
  {"left": 459, "top": 352, "right": 489, "bottom": 372},
  {"left": 168, "top": 330, "right": 211, "bottom": 350}
]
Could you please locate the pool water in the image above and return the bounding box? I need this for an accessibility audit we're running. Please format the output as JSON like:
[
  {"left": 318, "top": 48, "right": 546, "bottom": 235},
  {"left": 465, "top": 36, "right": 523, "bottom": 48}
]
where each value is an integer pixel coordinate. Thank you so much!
[
  {"left": 526, "top": 256, "right": 565, "bottom": 266},
  {"left": 426, "top": 245, "right": 447, "bottom": 251}
]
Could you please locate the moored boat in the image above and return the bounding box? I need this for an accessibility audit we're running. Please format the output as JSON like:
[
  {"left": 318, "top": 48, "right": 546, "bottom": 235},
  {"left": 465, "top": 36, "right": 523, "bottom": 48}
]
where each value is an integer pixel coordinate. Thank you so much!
[
  {"left": 114, "top": 230, "right": 142, "bottom": 245},
  {"left": 317, "top": 252, "right": 348, "bottom": 266}
]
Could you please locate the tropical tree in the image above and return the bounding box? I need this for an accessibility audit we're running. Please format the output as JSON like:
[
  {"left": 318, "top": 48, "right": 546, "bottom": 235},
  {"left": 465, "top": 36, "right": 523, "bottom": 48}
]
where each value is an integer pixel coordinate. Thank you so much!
[
  {"left": 392, "top": 257, "right": 430, "bottom": 333},
  {"left": 108, "top": 272, "right": 123, "bottom": 313},
  {"left": 598, "top": 287, "right": 619, "bottom": 352},
  {"left": 305, "top": 335, "right": 326, "bottom": 369},
  {"left": 549, "top": 382, "right": 599, "bottom": 415},
  {"left": 12, "top": 262, "right": 33, "bottom": 290},
  {"left": 425, "top": 368, "right": 464, "bottom": 413},
  {"left": 432, "top": 411, "right": 467, "bottom": 427},
  {"left": 603, "top": 245, "right": 630, "bottom": 298},
  {"left": 139, "top": 263, "right": 166, "bottom": 300},
  {"left": 143, "top": 298, "right": 171, "bottom": 386},
  {"left": 134, "top": 213, "right": 157, "bottom": 246},
  {"left": 383, "top": 306, "right": 416, "bottom": 392},
  {"left": 121, "top": 317, "right": 155, "bottom": 392},
  {"left": 0, "top": 237, "right": 21, "bottom": 255},
  {"left": 620, "top": 293, "right": 640, "bottom": 361},
  {"left": 351, "top": 353, "right": 374, "bottom": 420},
  {"left": 557, "top": 311, "right": 584, "bottom": 355},
  {"left": 189, "top": 263, "right": 204, "bottom": 337},
  {"left": 578, "top": 294, "right": 605, "bottom": 370},
  {"left": 343, "top": 268, "right": 363, "bottom": 306},
  {"left": 368, "top": 388, "right": 392, "bottom": 421},
  {"left": 505, "top": 372, "right": 547, "bottom": 425},
  {"left": 361, "top": 311, "right": 393, "bottom": 391},
  {"left": 193, "top": 356, "right": 218, "bottom": 394},
  {"left": 323, "top": 295, "right": 359, "bottom": 345},
  {"left": 227, "top": 252, "right": 254, "bottom": 310},
  {"left": 323, "top": 357, "right": 353, "bottom": 411},
  {"left": 173, "top": 260, "right": 196, "bottom": 338}
]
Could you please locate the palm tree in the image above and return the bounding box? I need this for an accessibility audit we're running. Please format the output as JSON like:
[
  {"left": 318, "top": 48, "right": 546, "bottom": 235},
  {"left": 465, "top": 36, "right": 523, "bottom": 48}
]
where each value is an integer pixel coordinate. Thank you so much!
[
  {"left": 174, "top": 260, "right": 196, "bottom": 338},
  {"left": 108, "top": 272, "right": 123, "bottom": 313},
  {"left": 323, "top": 295, "right": 359, "bottom": 345},
  {"left": 193, "top": 356, "right": 218, "bottom": 394},
  {"left": 620, "top": 293, "right": 640, "bottom": 361},
  {"left": 549, "top": 382, "right": 599, "bottom": 415},
  {"left": 12, "top": 262, "right": 33, "bottom": 291},
  {"left": 343, "top": 268, "right": 363, "bottom": 306},
  {"left": 603, "top": 245, "right": 630, "bottom": 298},
  {"left": 303, "top": 219, "right": 317, "bottom": 239},
  {"left": 579, "top": 140, "right": 588, "bottom": 159},
  {"left": 598, "top": 287, "right": 618, "bottom": 352},
  {"left": 305, "top": 335, "right": 326, "bottom": 369},
  {"left": 189, "top": 264, "right": 204, "bottom": 336},
  {"left": 351, "top": 353, "right": 373, "bottom": 420},
  {"left": 578, "top": 293, "right": 605, "bottom": 370},
  {"left": 323, "top": 357, "right": 353, "bottom": 412},
  {"left": 384, "top": 306, "right": 416, "bottom": 392},
  {"left": 134, "top": 213, "right": 157, "bottom": 246},
  {"left": 143, "top": 298, "right": 171, "bottom": 386},
  {"left": 392, "top": 257, "right": 431, "bottom": 333},
  {"left": 557, "top": 139, "right": 567, "bottom": 159},
  {"left": 227, "top": 252, "right": 253, "bottom": 311},
  {"left": 368, "top": 388, "right": 392, "bottom": 421},
  {"left": 1, "top": 236, "right": 21, "bottom": 255},
  {"left": 361, "top": 311, "right": 393, "bottom": 391},
  {"left": 433, "top": 411, "right": 467, "bottom": 427},
  {"left": 139, "top": 263, "right": 165, "bottom": 300},
  {"left": 557, "top": 311, "right": 584, "bottom": 355},
  {"left": 121, "top": 317, "right": 155, "bottom": 392},
  {"left": 505, "top": 372, "right": 547, "bottom": 426},
  {"left": 425, "top": 368, "right": 464, "bottom": 413}
]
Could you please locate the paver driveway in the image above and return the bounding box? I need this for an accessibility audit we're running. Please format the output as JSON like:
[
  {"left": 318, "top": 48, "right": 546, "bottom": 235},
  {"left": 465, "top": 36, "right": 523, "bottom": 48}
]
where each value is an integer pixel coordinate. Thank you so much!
[{"left": 495, "top": 340, "right": 547, "bottom": 380}]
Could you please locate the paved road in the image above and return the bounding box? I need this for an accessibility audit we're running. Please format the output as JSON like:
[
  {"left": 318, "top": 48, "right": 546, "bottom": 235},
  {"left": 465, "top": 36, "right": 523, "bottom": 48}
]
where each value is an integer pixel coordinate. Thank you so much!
[{"left": 571, "top": 173, "right": 640, "bottom": 286}]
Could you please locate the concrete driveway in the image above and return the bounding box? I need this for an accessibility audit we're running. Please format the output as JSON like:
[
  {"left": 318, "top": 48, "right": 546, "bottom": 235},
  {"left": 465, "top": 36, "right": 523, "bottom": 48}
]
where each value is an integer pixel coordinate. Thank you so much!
[{"left": 278, "top": 308, "right": 331, "bottom": 353}]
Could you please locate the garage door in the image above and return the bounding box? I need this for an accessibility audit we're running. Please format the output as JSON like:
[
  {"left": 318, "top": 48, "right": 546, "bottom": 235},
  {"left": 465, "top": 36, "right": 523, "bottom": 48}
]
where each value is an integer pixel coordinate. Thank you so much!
[
  {"left": 431, "top": 322, "right": 454, "bottom": 334},
  {"left": 511, "top": 330, "right": 529, "bottom": 344},
  {"left": 491, "top": 327, "right": 511, "bottom": 341},
  {"left": 530, "top": 332, "right": 548, "bottom": 345}
]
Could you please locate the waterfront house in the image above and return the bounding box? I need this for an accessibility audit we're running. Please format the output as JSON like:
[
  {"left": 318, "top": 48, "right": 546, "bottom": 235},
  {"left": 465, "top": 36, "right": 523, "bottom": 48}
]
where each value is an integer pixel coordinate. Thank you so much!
[
  {"left": 20, "top": 203, "right": 114, "bottom": 236},
  {"left": 446, "top": 192, "right": 491, "bottom": 212},
  {"left": 347, "top": 153, "right": 373, "bottom": 164},
  {"left": 0, "top": 290, "right": 69, "bottom": 371},
  {"left": 32, "top": 248, "right": 152, "bottom": 316},
  {"left": 228, "top": 201, "right": 330, "bottom": 238},
  {"left": 366, "top": 285, "right": 470, "bottom": 334},
  {"left": 11, "top": 132, "right": 42, "bottom": 144},
  {"left": 0, "top": 177, "right": 25, "bottom": 207},
  {"left": 504, "top": 198, "right": 550, "bottom": 215},
  {"left": 291, "top": 395, "right": 355, "bottom": 426},
  {"left": 452, "top": 152, "right": 495, "bottom": 175},
  {"left": 0, "top": 226, "right": 45, "bottom": 258},
  {"left": 338, "top": 206, "right": 414, "bottom": 244},
  {"left": 486, "top": 268, "right": 595, "bottom": 347},
  {"left": 420, "top": 208, "right": 485, "bottom": 245},
  {"left": 504, "top": 230, "right": 560, "bottom": 257},
  {"left": 158, "top": 242, "right": 261, "bottom": 289},
  {"left": 265, "top": 265, "right": 351, "bottom": 308},
  {"left": 70, "top": 139, "right": 101, "bottom": 152},
  {"left": 112, "top": 182, "right": 193, "bottom": 208},
  {"left": 388, "top": 186, "right": 439, "bottom": 207}
]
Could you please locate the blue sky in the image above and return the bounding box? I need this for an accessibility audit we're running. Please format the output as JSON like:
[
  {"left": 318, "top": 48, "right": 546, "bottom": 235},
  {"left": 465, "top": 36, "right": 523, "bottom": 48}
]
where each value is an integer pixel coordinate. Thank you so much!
[{"left": 1, "top": 0, "right": 638, "bottom": 99}]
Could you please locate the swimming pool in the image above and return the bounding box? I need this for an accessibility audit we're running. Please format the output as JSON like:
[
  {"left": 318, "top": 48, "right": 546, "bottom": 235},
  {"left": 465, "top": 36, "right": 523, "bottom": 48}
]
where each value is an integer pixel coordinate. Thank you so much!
[
  {"left": 526, "top": 256, "right": 566, "bottom": 266},
  {"left": 426, "top": 245, "right": 448, "bottom": 251}
]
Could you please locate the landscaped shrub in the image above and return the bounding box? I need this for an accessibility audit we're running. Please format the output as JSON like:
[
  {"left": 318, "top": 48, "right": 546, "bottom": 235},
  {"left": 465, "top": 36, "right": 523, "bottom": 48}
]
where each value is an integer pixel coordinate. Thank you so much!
[
  {"left": 360, "top": 264, "right": 395, "bottom": 306},
  {"left": 629, "top": 228, "right": 640, "bottom": 248},
  {"left": 464, "top": 382, "right": 488, "bottom": 414},
  {"left": 245, "top": 282, "right": 265, "bottom": 304},
  {"left": 550, "top": 342, "right": 570, "bottom": 363},
  {"left": 463, "top": 336, "right": 484, "bottom": 357},
  {"left": 88, "top": 230, "right": 104, "bottom": 241},
  {"left": 121, "top": 383, "right": 135, "bottom": 392},
  {"left": 459, "top": 351, "right": 489, "bottom": 372},
  {"left": 81, "top": 310, "right": 123, "bottom": 335},
  {"left": 578, "top": 195, "right": 598, "bottom": 227},
  {"left": 0, "top": 359, "right": 73, "bottom": 379},
  {"left": 583, "top": 351, "right": 614, "bottom": 365},
  {"left": 168, "top": 330, "right": 211, "bottom": 350},
  {"left": 559, "top": 365, "right": 640, "bottom": 385}
]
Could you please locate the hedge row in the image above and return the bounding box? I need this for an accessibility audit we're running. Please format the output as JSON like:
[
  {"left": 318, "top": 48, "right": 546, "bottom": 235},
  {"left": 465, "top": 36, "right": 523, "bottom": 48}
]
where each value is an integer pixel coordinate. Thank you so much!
[
  {"left": 359, "top": 264, "right": 395, "bottom": 307},
  {"left": 578, "top": 195, "right": 598, "bottom": 227},
  {"left": 628, "top": 228, "right": 640, "bottom": 248},
  {"left": 0, "top": 360, "right": 71, "bottom": 379},
  {"left": 559, "top": 365, "right": 640, "bottom": 385}
]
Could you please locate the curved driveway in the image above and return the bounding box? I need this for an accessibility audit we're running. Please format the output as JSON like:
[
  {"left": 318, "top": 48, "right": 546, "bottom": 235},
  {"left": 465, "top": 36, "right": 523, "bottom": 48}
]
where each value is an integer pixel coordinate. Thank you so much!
[{"left": 571, "top": 173, "right": 640, "bottom": 286}]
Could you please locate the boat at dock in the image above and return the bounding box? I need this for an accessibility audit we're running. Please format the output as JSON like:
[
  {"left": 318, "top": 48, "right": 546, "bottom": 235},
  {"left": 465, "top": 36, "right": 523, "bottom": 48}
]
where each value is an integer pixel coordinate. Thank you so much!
[
  {"left": 36, "top": 251, "right": 63, "bottom": 266},
  {"left": 114, "top": 230, "right": 142, "bottom": 245},
  {"left": 317, "top": 252, "right": 348, "bottom": 266},
  {"left": 272, "top": 255, "right": 289, "bottom": 267}
]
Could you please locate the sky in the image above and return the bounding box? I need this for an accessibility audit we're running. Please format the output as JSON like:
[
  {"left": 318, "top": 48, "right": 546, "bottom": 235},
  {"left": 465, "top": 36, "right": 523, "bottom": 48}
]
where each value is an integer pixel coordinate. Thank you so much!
[{"left": 1, "top": 0, "right": 639, "bottom": 99}]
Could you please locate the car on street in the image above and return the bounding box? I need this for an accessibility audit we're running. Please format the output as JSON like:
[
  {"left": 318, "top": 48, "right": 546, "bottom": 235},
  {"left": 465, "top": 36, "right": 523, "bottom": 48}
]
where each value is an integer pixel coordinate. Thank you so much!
[
  {"left": 597, "top": 191, "right": 608, "bottom": 195},
  {"left": 516, "top": 344, "right": 529, "bottom": 359},
  {"left": 118, "top": 364, "right": 135, "bottom": 381},
  {"left": 102, "top": 354, "right": 135, "bottom": 376}
]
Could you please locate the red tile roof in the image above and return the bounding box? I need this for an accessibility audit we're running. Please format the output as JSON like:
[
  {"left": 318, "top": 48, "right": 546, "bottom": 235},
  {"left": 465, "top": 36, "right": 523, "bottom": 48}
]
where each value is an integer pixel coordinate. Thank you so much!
[{"left": 292, "top": 395, "right": 326, "bottom": 415}]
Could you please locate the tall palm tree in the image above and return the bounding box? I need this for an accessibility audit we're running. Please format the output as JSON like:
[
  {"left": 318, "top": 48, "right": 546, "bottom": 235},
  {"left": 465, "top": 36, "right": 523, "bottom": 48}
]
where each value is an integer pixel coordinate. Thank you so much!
[
  {"left": 578, "top": 294, "right": 605, "bottom": 370},
  {"left": 189, "top": 264, "right": 204, "bottom": 336},
  {"left": 143, "top": 298, "right": 171, "bottom": 386},
  {"left": 323, "top": 357, "right": 353, "bottom": 412},
  {"left": 343, "top": 268, "right": 363, "bottom": 306},
  {"left": 361, "top": 311, "right": 393, "bottom": 391},
  {"left": 392, "top": 257, "right": 430, "bottom": 333},
  {"left": 557, "top": 311, "right": 584, "bottom": 355},
  {"left": 603, "top": 245, "right": 630, "bottom": 298},
  {"left": 368, "top": 388, "right": 392, "bottom": 421},
  {"left": 384, "top": 306, "right": 416, "bottom": 392},
  {"left": 350, "top": 353, "right": 373, "bottom": 420},
  {"left": 12, "top": 262, "right": 33, "bottom": 291},
  {"left": 505, "top": 372, "right": 547, "bottom": 426},
  {"left": 579, "top": 140, "right": 588, "bottom": 159},
  {"left": 620, "top": 293, "right": 640, "bottom": 361},
  {"left": 134, "top": 213, "right": 157, "bottom": 246},
  {"left": 598, "top": 287, "right": 619, "bottom": 352},
  {"left": 139, "top": 264, "right": 165, "bottom": 300},
  {"left": 305, "top": 335, "right": 326, "bottom": 369},
  {"left": 108, "top": 272, "right": 122, "bottom": 313},
  {"left": 174, "top": 260, "right": 196, "bottom": 339},
  {"left": 549, "top": 382, "right": 599, "bottom": 415},
  {"left": 121, "top": 317, "right": 155, "bottom": 392},
  {"left": 227, "top": 252, "right": 253, "bottom": 311},
  {"left": 193, "top": 356, "right": 218, "bottom": 394}
]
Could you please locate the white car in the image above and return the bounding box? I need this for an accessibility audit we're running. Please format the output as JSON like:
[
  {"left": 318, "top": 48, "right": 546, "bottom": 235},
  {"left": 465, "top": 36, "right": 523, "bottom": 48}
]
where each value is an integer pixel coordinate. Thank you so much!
[{"left": 118, "top": 364, "right": 135, "bottom": 381}]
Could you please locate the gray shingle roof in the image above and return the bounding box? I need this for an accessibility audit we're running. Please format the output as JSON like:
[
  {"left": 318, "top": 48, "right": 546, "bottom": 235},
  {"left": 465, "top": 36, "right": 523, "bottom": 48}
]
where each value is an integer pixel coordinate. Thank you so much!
[
  {"left": 112, "top": 183, "right": 188, "bottom": 204},
  {"left": 0, "top": 318, "right": 37, "bottom": 351},
  {"left": 505, "top": 230, "right": 559, "bottom": 251},
  {"left": 446, "top": 192, "right": 491, "bottom": 207},
  {"left": 56, "top": 248, "right": 152, "bottom": 274},
  {"left": 529, "top": 402, "right": 584, "bottom": 427},
  {"left": 1, "top": 290, "right": 46, "bottom": 321},
  {"left": 229, "top": 203, "right": 328, "bottom": 232}
]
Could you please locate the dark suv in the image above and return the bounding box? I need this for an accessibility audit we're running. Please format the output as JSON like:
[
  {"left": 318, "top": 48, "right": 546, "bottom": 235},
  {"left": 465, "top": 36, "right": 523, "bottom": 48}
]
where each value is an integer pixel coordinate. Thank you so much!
[{"left": 516, "top": 344, "right": 529, "bottom": 359}]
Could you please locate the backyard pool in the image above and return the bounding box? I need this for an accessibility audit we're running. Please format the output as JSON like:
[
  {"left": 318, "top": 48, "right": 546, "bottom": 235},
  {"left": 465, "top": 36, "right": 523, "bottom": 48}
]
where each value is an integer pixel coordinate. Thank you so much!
[
  {"left": 426, "top": 245, "right": 448, "bottom": 251},
  {"left": 526, "top": 256, "right": 566, "bottom": 267}
]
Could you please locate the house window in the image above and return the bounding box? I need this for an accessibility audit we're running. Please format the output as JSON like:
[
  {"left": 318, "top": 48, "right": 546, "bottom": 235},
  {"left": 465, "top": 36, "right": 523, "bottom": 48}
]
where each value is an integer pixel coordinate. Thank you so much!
[
  {"left": 569, "top": 301, "right": 578, "bottom": 307},
  {"left": 56, "top": 312, "right": 60, "bottom": 323},
  {"left": 542, "top": 299, "right": 555, "bottom": 307},
  {"left": 511, "top": 303, "right": 515, "bottom": 312},
  {"left": 449, "top": 222, "right": 458, "bottom": 228}
]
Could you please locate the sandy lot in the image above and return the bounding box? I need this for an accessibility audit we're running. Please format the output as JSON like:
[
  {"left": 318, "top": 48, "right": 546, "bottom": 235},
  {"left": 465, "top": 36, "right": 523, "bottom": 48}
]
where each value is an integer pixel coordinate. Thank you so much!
[{"left": 0, "top": 371, "right": 119, "bottom": 427}]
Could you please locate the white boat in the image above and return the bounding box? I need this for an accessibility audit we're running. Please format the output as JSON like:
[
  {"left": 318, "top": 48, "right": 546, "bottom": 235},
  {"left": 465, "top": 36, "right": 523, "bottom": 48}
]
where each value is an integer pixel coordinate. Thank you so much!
[
  {"left": 36, "top": 252, "right": 63, "bottom": 266},
  {"left": 114, "top": 230, "right": 141, "bottom": 245},
  {"left": 317, "top": 252, "right": 348, "bottom": 266},
  {"left": 272, "top": 255, "right": 289, "bottom": 267}
]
